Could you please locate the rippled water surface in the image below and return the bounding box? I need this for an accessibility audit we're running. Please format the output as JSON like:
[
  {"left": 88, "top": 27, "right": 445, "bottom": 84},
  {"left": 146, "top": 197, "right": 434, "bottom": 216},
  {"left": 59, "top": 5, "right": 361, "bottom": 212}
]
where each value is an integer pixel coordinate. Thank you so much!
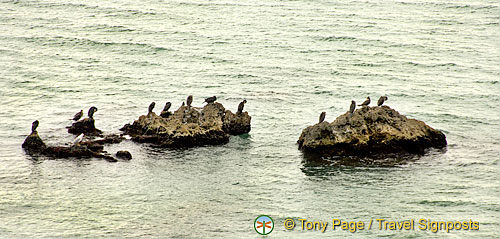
[{"left": 0, "top": 0, "right": 499, "bottom": 238}]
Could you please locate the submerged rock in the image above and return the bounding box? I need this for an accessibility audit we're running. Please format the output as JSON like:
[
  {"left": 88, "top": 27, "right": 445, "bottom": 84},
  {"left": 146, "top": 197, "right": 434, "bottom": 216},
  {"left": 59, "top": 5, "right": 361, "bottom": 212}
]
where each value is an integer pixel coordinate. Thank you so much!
[
  {"left": 67, "top": 118, "right": 102, "bottom": 136},
  {"left": 120, "top": 102, "right": 251, "bottom": 147},
  {"left": 116, "top": 150, "right": 132, "bottom": 160},
  {"left": 297, "top": 106, "right": 447, "bottom": 157}
]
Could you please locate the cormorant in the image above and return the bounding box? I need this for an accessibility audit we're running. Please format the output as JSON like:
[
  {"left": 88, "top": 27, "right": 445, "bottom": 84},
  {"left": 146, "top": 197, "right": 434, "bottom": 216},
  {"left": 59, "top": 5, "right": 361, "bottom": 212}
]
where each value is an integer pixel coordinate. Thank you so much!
[
  {"left": 377, "top": 96, "right": 388, "bottom": 106},
  {"left": 163, "top": 102, "right": 172, "bottom": 112},
  {"left": 237, "top": 99, "right": 247, "bottom": 113},
  {"left": 319, "top": 112, "right": 326, "bottom": 123},
  {"left": 204, "top": 96, "right": 217, "bottom": 104},
  {"left": 148, "top": 102, "right": 155, "bottom": 115},
  {"left": 31, "top": 120, "right": 39, "bottom": 133},
  {"left": 72, "top": 110, "right": 83, "bottom": 121},
  {"left": 349, "top": 100, "right": 356, "bottom": 115},
  {"left": 187, "top": 95, "right": 193, "bottom": 107},
  {"left": 88, "top": 107, "right": 98, "bottom": 119},
  {"left": 359, "top": 97, "right": 370, "bottom": 107}
]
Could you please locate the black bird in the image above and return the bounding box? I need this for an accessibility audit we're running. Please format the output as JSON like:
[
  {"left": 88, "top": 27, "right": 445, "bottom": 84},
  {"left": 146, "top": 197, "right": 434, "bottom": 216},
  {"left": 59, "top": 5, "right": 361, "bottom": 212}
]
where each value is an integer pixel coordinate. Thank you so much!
[
  {"left": 148, "top": 102, "right": 155, "bottom": 115},
  {"left": 319, "top": 112, "right": 326, "bottom": 123},
  {"left": 31, "top": 120, "right": 39, "bottom": 133},
  {"left": 88, "top": 107, "right": 98, "bottom": 119},
  {"left": 204, "top": 96, "right": 217, "bottom": 104},
  {"left": 377, "top": 96, "right": 388, "bottom": 106},
  {"left": 237, "top": 99, "right": 247, "bottom": 113},
  {"left": 162, "top": 102, "right": 172, "bottom": 112},
  {"left": 186, "top": 95, "right": 193, "bottom": 107},
  {"left": 72, "top": 110, "right": 83, "bottom": 121},
  {"left": 359, "top": 97, "right": 370, "bottom": 107},
  {"left": 349, "top": 100, "right": 356, "bottom": 115}
]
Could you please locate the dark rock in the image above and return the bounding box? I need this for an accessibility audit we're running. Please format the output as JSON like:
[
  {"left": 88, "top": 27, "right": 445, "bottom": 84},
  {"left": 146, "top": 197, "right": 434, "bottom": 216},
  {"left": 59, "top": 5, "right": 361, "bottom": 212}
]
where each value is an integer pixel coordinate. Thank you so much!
[
  {"left": 297, "top": 106, "right": 447, "bottom": 157},
  {"left": 116, "top": 150, "right": 132, "bottom": 160},
  {"left": 95, "top": 153, "right": 118, "bottom": 162},
  {"left": 105, "top": 157, "right": 118, "bottom": 162},
  {"left": 160, "top": 111, "right": 172, "bottom": 118},
  {"left": 22, "top": 131, "right": 123, "bottom": 162},
  {"left": 22, "top": 131, "right": 47, "bottom": 154},
  {"left": 67, "top": 118, "right": 102, "bottom": 136},
  {"left": 223, "top": 110, "right": 251, "bottom": 135},
  {"left": 43, "top": 145, "right": 95, "bottom": 158}
]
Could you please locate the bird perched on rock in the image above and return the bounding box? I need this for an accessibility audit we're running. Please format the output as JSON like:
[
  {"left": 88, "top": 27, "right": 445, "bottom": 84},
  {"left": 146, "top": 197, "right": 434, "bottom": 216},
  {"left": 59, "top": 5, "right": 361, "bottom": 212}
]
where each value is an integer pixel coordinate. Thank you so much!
[
  {"left": 319, "top": 112, "right": 326, "bottom": 123},
  {"left": 73, "top": 133, "right": 84, "bottom": 145},
  {"left": 72, "top": 110, "right": 83, "bottom": 121},
  {"left": 162, "top": 102, "right": 172, "bottom": 112},
  {"left": 88, "top": 107, "right": 98, "bottom": 119},
  {"left": 203, "top": 96, "right": 217, "bottom": 104},
  {"left": 31, "top": 120, "right": 39, "bottom": 133},
  {"left": 349, "top": 100, "right": 356, "bottom": 115},
  {"left": 359, "top": 97, "right": 370, "bottom": 107},
  {"left": 237, "top": 99, "right": 247, "bottom": 114},
  {"left": 377, "top": 96, "right": 388, "bottom": 106},
  {"left": 148, "top": 102, "right": 155, "bottom": 115},
  {"left": 186, "top": 95, "right": 193, "bottom": 108},
  {"left": 160, "top": 102, "right": 172, "bottom": 118}
]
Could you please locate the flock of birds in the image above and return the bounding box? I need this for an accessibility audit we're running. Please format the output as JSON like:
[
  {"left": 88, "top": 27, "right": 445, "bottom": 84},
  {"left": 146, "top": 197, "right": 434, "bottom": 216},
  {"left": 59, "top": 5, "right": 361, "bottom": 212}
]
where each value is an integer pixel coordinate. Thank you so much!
[
  {"left": 318, "top": 95, "right": 388, "bottom": 123},
  {"left": 71, "top": 106, "right": 98, "bottom": 121},
  {"left": 29, "top": 96, "right": 249, "bottom": 147},
  {"left": 145, "top": 95, "right": 247, "bottom": 116},
  {"left": 28, "top": 95, "right": 387, "bottom": 148},
  {"left": 28, "top": 106, "right": 98, "bottom": 146},
  {"left": 30, "top": 94, "right": 384, "bottom": 143}
]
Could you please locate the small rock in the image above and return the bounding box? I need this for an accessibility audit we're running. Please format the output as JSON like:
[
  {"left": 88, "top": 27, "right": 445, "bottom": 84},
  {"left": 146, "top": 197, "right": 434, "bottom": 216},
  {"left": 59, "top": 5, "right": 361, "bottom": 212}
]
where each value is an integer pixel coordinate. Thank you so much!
[
  {"left": 68, "top": 118, "right": 102, "bottom": 136},
  {"left": 116, "top": 150, "right": 132, "bottom": 160},
  {"left": 22, "top": 132, "right": 47, "bottom": 154},
  {"left": 223, "top": 110, "right": 251, "bottom": 135}
]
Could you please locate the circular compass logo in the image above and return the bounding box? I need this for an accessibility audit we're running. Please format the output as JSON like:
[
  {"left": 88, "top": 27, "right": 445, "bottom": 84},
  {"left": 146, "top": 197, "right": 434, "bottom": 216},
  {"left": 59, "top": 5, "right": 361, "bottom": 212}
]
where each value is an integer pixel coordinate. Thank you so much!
[{"left": 254, "top": 215, "right": 274, "bottom": 235}]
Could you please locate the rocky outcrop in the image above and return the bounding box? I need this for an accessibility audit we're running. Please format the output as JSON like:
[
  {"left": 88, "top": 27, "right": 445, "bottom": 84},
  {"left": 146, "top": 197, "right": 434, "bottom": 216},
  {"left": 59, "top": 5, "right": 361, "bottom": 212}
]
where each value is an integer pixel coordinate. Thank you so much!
[
  {"left": 22, "top": 131, "right": 47, "bottom": 154},
  {"left": 298, "top": 106, "right": 447, "bottom": 157},
  {"left": 120, "top": 102, "right": 251, "bottom": 147},
  {"left": 67, "top": 118, "right": 102, "bottom": 136},
  {"left": 223, "top": 111, "right": 252, "bottom": 135},
  {"left": 22, "top": 132, "right": 126, "bottom": 162}
]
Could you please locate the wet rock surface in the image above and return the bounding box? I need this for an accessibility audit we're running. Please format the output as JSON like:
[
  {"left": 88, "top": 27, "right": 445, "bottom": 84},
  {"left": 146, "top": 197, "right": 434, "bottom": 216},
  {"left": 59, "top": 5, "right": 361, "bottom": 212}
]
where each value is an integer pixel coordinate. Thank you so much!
[
  {"left": 67, "top": 118, "right": 102, "bottom": 136},
  {"left": 22, "top": 131, "right": 47, "bottom": 154},
  {"left": 120, "top": 102, "right": 251, "bottom": 147},
  {"left": 298, "top": 106, "right": 447, "bottom": 158},
  {"left": 22, "top": 132, "right": 125, "bottom": 162},
  {"left": 23, "top": 100, "right": 251, "bottom": 160},
  {"left": 116, "top": 150, "right": 132, "bottom": 160},
  {"left": 223, "top": 111, "right": 251, "bottom": 135}
]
